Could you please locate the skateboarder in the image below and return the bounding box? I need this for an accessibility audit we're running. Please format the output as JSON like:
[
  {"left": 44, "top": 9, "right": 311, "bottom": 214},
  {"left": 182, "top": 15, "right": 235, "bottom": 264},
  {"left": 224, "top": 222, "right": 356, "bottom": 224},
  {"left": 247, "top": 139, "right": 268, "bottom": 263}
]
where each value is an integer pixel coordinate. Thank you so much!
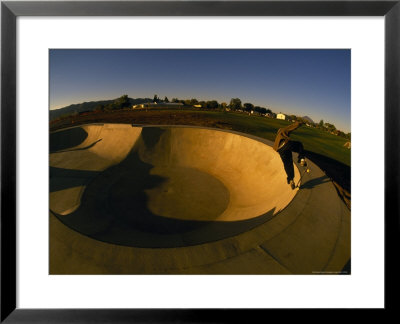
[{"left": 273, "top": 120, "right": 307, "bottom": 190}]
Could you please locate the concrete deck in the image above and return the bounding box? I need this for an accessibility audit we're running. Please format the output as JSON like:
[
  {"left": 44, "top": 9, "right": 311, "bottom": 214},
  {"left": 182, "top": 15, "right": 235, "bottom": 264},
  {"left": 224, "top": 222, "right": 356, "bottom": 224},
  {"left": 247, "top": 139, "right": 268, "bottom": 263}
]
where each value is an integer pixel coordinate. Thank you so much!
[{"left": 49, "top": 124, "right": 350, "bottom": 274}]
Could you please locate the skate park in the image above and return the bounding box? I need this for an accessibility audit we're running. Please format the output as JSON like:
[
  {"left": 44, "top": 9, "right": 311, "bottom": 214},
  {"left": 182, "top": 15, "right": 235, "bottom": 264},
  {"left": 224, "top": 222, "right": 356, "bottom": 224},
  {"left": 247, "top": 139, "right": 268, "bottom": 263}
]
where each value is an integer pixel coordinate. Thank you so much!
[{"left": 49, "top": 123, "right": 350, "bottom": 274}]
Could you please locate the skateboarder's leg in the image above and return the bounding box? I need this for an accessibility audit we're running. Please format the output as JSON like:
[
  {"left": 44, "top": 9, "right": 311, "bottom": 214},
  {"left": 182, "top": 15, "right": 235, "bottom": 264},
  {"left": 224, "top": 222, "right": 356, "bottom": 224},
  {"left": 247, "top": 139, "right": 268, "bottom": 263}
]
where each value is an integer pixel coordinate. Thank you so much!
[
  {"left": 288, "top": 140, "right": 305, "bottom": 163},
  {"left": 278, "top": 148, "right": 294, "bottom": 183}
]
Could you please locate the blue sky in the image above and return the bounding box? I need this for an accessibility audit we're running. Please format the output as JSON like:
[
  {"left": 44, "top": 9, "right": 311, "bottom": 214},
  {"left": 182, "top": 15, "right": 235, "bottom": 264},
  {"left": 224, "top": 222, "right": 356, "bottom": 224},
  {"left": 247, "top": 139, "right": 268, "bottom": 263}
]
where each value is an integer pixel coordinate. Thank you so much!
[{"left": 49, "top": 49, "right": 350, "bottom": 132}]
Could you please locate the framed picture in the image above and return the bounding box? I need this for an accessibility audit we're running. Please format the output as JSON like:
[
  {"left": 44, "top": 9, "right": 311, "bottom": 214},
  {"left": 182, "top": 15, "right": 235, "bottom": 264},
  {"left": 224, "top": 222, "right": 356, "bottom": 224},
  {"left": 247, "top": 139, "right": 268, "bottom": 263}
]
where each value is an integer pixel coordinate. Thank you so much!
[{"left": 1, "top": 0, "right": 398, "bottom": 321}]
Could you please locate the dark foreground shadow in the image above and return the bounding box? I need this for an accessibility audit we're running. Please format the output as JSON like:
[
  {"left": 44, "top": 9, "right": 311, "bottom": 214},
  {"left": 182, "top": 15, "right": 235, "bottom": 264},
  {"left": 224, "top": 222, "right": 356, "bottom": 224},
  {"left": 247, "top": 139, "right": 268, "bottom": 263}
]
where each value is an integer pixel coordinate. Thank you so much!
[
  {"left": 51, "top": 127, "right": 277, "bottom": 248},
  {"left": 300, "top": 175, "right": 331, "bottom": 189},
  {"left": 304, "top": 149, "right": 350, "bottom": 192}
]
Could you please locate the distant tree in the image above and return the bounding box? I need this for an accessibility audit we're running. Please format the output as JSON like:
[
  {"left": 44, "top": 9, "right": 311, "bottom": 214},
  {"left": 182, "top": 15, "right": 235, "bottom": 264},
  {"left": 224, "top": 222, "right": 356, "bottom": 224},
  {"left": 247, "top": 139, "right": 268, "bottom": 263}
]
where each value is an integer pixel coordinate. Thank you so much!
[
  {"left": 324, "top": 122, "right": 336, "bottom": 131},
  {"left": 153, "top": 94, "right": 159, "bottom": 103},
  {"left": 198, "top": 101, "right": 206, "bottom": 108},
  {"left": 220, "top": 102, "right": 227, "bottom": 109},
  {"left": 336, "top": 130, "right": 346, "bottom": 138},
  {"left": 190, "top": 98, "right": 199, "bottom": 105},
  {"left": 206, "top": 100, "right": 219, "bottom": 109},
  {"left": 229, "top": 98, "right": 242, "bottom": 110},
  {"left": 244, "top": 103, "right": 254, "bottom": 112},
  {"left": 259, "top": 107, "right": 267, "bottom": 114},
  {"left": 114, "top": 95, "right": 130, "bottom": 109},
  {"left": 164, "top": 96, "right": 169, "bottom": 103},
  {"left": 171, "top": 98, "right": 179, "bottom": 103},
  {"left": 319, "top": 120, "right": 324, "bottom": 127}
]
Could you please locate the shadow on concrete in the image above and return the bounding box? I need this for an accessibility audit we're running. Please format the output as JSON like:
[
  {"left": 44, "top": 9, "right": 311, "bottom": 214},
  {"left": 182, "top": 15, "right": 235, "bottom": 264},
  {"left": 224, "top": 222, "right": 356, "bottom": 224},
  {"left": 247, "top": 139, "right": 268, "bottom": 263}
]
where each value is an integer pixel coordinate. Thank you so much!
[
  {"left": 300, "top": 175, "right": 331, "bottom": 189},
  {"left": 50, "top": 126, "right": 88, "bottom": 152},
  {"left": 51, "top": 127, "right": 277, "bottom": 248},
  {"left": 304, "top": 149, "right": 350, "bottom": 192},
  {"left": 51, "top": 138, "right": 103, "bottom": 154},
  {"left": 141, "top": 127, "right": 165, "bottom": 148},
  {"left": 50, "top": 167, "right": 100, "bottom": 192}
]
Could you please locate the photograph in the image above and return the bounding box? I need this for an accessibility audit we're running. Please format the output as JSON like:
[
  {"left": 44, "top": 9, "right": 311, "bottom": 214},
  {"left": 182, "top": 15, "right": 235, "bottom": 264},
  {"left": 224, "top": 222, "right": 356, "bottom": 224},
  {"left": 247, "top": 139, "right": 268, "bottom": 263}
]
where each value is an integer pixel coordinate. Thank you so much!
[
  {"left": 49, "top": 49, "right": 351, "bottom": 275},
  {"left": 3, "top": 0, "right": 397, "bottom": 319}
]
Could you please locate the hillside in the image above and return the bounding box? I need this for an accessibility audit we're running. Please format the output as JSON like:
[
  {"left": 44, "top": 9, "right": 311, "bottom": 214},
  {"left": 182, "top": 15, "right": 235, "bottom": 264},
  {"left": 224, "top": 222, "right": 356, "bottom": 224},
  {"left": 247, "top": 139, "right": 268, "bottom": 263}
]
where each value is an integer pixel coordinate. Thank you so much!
[{"left": 49, "top": 97, "right": 153, "bottom": 120}]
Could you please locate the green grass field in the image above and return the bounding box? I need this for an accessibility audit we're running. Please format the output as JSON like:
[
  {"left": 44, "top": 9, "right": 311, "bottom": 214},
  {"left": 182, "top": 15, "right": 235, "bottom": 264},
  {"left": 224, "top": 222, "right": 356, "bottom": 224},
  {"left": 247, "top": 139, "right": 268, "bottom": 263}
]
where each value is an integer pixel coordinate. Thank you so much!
[
  {"left": 52, "top": 108, "right": 351, "bottom": 167},
  {"left": 188, "top": 111, "right": 351, "bottom": 166}
]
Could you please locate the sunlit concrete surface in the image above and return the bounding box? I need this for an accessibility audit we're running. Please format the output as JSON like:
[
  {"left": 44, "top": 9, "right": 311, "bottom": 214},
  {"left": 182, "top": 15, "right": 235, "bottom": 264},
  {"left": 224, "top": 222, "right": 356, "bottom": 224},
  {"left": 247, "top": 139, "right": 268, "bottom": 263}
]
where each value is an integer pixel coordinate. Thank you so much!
[{"left": 49, "top": 124, "right": 350, "bottom": 274}]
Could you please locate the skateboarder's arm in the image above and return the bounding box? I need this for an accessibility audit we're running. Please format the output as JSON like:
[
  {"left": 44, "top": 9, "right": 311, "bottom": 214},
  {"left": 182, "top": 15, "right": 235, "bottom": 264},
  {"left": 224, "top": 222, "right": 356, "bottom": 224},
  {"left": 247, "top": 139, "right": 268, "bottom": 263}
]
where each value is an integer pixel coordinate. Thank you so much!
[
  {"left": 273, "top": 121, "right": 303, "bottom": 151},
  {"left": 281, "top": 121, "right": 303, "bottom": 134}
]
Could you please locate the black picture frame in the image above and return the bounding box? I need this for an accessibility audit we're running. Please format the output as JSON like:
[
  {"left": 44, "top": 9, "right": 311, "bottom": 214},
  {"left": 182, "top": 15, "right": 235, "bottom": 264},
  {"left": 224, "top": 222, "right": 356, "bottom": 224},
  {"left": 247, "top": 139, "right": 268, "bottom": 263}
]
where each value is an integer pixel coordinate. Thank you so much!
[{"left": 1, "top": 0, "right": 398, "bottom": 322}]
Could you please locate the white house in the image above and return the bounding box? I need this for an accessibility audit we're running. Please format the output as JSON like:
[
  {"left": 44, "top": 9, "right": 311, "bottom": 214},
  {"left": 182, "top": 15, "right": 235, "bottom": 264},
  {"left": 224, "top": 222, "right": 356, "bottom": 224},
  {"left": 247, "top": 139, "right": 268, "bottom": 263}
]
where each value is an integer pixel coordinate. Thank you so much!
[{"left": 276, "top": 113, "right": 286, "bottom": 120}]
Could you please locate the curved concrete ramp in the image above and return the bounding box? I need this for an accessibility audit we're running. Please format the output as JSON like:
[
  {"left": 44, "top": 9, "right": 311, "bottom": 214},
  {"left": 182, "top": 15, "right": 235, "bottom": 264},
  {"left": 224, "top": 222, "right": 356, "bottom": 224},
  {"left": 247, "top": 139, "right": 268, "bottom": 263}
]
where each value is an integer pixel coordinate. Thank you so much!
[
  {"left": 50, "top": 124, "right": 350, "bottom": 274},
  {"left": 50, "top": 124, "right": 299, "bottom": 247}
]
